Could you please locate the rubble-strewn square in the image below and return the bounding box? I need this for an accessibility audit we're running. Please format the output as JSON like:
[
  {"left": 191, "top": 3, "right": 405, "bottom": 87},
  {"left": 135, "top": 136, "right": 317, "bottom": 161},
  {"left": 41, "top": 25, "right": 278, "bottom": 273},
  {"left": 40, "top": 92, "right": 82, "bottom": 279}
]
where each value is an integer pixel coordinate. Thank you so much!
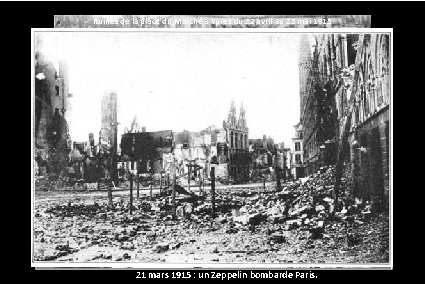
[{"left": 32, "top": 29, "right": 391, "bottom": 266}]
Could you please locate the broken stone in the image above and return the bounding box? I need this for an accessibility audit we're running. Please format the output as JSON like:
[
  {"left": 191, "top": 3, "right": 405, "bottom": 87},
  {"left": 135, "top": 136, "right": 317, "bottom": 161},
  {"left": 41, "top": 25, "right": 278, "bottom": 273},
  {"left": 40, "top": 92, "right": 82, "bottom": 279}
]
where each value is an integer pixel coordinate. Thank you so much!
[
  {"left": 153, "top": 243, "right": 169, "bottom": 253},
  {"left": 217, "top": 215, "right": 227, "bottom": 224},
  {"left": 315, "top": 205, "right": 325, "bottom": 212},
  {"left": 146, "top": 231, "right": 156, "bottom": 238},
  {"left": 269, "top": 233, "right": 286, "bottom": 244},
  {"left": 121, "top": 242, "right": 135, "bottom": 250},
  {"left": 286, "top": 219, "right": 302, "bottom": 230}
]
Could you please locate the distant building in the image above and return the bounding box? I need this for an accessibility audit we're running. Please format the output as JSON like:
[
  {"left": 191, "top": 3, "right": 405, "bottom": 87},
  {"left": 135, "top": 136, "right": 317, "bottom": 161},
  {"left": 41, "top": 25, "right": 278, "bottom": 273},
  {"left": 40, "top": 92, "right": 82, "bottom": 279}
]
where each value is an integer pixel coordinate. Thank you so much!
[
  {"left": 223, "top": 101, "right": 250, "bottom": 183},
  {"left": 291, "top": 122, "right": 305, "bottom": 180},
  {"left": 120, "top": 129, "right": 173, "bottom": 174},
  {"left": 119, "top": 100, "right": 250, "bottom": 184},
  {"left": 281, "top": 147, "right": 291, "bottom": 177},
  {"left": 171, "top": 100, "right": 250, "bottom": 183},
  {"left": 173, "top": 126, "right": 223, "bottom": 180},
  {"left": 100, "top": 92, "right": 118, "bottom": 182},
  {"left": 249, "top": 135, "right": 275, "bottom": 169},
  {"left": 100, "top": 92, "right": 118, "bottom": 147}
]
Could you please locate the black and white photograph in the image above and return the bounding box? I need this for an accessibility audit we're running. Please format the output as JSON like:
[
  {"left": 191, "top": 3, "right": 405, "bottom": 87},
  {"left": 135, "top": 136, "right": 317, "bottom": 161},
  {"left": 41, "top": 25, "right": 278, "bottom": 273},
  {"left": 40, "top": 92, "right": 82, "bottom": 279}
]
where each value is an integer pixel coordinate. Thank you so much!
[{"left": 32, "top": 26, "right": 392, "bottom": 268}]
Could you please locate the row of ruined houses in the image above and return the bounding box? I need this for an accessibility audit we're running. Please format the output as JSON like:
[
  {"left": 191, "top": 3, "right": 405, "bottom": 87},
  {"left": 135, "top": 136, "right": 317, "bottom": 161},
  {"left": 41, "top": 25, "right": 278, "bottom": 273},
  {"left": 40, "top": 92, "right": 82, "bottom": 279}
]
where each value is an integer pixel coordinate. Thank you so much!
[
  {"left": 297, "top": 33, "right": 390, "bottom": 203},
  {"left": 118, "top": 101, "right": 290, "bottom": 184}
]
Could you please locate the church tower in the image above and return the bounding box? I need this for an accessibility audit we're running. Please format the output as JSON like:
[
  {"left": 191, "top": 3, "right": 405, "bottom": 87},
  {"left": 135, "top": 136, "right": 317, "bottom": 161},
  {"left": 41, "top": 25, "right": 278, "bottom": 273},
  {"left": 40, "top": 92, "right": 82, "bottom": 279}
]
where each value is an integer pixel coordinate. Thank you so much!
[{"left": 299, "top": 34, "right": 313, "bottom": 120}]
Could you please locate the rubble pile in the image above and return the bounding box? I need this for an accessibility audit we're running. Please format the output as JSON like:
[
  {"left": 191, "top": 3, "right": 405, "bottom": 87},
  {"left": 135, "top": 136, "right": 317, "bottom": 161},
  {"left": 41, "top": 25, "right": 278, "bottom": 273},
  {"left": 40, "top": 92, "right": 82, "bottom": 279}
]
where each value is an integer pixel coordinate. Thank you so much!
[
  {"left": 33, "top": 165, "right": 389, "bottom": 263},
  {"left": 44, "top": 202, "right": 108, "bottom": 218},
  {"left": 35, "top": 173, "right": 71, "bottom": 191},
  {"left": 215, "top": 167, "right": 372, "bottom": 233}
]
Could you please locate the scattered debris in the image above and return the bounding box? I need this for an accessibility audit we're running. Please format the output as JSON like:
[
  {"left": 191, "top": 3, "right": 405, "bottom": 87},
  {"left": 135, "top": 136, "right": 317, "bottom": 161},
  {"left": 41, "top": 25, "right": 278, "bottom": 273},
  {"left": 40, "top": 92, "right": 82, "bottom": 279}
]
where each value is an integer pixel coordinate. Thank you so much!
[{"left": 33, "top": 166, "right": 389, "bottom": 263}]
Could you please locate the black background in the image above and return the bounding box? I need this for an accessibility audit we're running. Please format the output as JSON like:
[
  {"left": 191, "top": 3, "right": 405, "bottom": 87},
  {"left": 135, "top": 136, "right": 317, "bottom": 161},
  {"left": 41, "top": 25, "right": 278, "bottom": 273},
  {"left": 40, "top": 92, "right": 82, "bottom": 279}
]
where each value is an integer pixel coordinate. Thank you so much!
[{"left": 2, "top": 0, "right": 412, "bottom": 281}]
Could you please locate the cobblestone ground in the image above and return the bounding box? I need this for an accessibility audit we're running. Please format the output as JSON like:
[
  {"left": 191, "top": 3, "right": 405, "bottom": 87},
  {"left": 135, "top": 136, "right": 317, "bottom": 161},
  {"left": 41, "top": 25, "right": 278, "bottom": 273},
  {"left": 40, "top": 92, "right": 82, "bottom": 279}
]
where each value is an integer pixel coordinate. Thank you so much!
[{"left": 33, "top": 185, "right": 389, "bottom": 264}]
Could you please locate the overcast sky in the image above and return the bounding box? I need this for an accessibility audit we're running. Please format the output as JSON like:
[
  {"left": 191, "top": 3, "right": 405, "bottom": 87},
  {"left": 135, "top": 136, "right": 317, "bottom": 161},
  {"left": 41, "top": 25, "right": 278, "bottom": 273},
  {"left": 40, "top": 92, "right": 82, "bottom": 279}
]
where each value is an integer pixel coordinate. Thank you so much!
[{"left": 36, "top": 31, "right": 302, "bottom": 147}]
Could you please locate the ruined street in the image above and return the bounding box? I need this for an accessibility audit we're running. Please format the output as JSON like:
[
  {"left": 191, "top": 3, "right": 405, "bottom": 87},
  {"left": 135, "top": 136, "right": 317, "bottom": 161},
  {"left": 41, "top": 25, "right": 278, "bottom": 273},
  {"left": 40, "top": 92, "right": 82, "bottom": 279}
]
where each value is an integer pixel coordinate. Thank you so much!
[
  {"left": 33, "top": 29, "right": 391, "bottom": 267},
  {"left": 33, "top": 166, "right": 389, "bottom": 264}
]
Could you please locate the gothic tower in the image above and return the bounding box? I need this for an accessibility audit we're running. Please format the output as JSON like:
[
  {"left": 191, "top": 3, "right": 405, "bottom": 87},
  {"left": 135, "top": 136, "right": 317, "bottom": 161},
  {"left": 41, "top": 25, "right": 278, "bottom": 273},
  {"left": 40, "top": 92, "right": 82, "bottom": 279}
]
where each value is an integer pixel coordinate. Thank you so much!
[{"left": 299, "top": 35, "right": 313, "bottom": 120}]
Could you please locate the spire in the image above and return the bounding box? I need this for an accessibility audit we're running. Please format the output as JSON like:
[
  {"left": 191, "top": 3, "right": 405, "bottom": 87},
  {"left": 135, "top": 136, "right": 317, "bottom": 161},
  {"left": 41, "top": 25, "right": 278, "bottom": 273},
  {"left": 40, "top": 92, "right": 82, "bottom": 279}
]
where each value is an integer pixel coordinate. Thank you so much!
[
  {"left": 130, "top": 115, "right": 140, "bottom": 133},
  {"left": 227, "top": 99, "right": 237, "bottom": 127},
  {"left": 230, "top": 99, "right": 236, "bottom": 113},
  {"left": 238, "top": 101, "right": 247, "bottom": 130}
]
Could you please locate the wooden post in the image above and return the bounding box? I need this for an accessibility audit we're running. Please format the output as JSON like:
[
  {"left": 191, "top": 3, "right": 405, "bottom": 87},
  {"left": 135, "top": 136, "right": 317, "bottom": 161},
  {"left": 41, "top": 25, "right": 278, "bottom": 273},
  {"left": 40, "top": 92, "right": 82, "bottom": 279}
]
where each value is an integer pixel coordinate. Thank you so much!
[
  {"left": 172, "top": 174, "right": 176, "bottom": 219},
  {"left": 187, "top": 165, "right": 191, "bottom": 194},
  {"left": 150, "top": 174, "right": 153, "bottom": 199},
  {"left": 159, "top": 172, "right": 163, "bottom": 196},
  {"left": 108, "top": 179, "right": 113, "bottom": 208},
  {"left": 136, "top": 171, "right": 140, "bottom": 198},
  {"left": 129, "top": 171, "right": 133, "bottom": 215},
  {"left": 199, "top": 170, "right": 202, "bottom": 196},
  {"left": 211, "top": 166, "right": 216, "bottom": 219},
  {"left": 276, "top": 167, "right": 281, "bottom": 190}
]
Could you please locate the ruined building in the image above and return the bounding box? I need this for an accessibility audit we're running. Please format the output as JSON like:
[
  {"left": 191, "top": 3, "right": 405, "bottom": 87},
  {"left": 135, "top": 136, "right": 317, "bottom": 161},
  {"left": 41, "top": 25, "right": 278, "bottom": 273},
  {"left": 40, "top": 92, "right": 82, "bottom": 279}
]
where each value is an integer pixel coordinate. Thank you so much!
[
  {"left": 34, "top": 50, "right": 71, "bottom": 175},
  {"left": 248, "top": 135, "right": 275, "bottom": 169},
  {"left": 120, "top": 128, "right": 173, "bottom": 175},
  {"left": 299, "top": 33, "right": 390, "bottom": 203},
  {"left": 100, "top": 93, "right": 118, "bottom": 147},
  {"left": 291, "top": 122, "right": 305, "bottom": 180},
  {"left": 299, "top": 34, "right": 347, "bottom": 175},
  {"left": 345, "top": 34, "right": 390, "bottom": 202},
  {"left": 118, "top": 100, "right": 250, "bottom": 184},
  {"left": 171, "top": 101, "right": 250, "bottom": 183},
  {"left": 100, "top": 92, "right": 118, "bottom": 182}
]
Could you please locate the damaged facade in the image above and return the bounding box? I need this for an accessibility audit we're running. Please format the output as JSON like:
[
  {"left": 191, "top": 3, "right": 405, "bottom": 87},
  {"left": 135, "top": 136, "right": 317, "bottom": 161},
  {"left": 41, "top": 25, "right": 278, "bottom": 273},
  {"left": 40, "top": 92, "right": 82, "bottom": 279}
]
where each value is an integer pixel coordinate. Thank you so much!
[
  {"left": 299, "top": 34, "right": 340, "bottom": 176},
  {"left": 173, "top": 127, "right": 223, "bottom": 182},
  {"left": 100, "top": 92, "right": 118, "bottom": 182},
  {"left": 346, "top": 34, "right": 390, "bottom": 202},
  {"left": 299, "top": 33, "right": 390, "bottom": 203},
  {"left": 121, "top": 128, "right": 172, "bottom": 170},
  {"left": 248, "top": 136, "right": 275, "bottom": 169},
  {"left": 34, "top": 46, "right": 71, "bottom": 175}
]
